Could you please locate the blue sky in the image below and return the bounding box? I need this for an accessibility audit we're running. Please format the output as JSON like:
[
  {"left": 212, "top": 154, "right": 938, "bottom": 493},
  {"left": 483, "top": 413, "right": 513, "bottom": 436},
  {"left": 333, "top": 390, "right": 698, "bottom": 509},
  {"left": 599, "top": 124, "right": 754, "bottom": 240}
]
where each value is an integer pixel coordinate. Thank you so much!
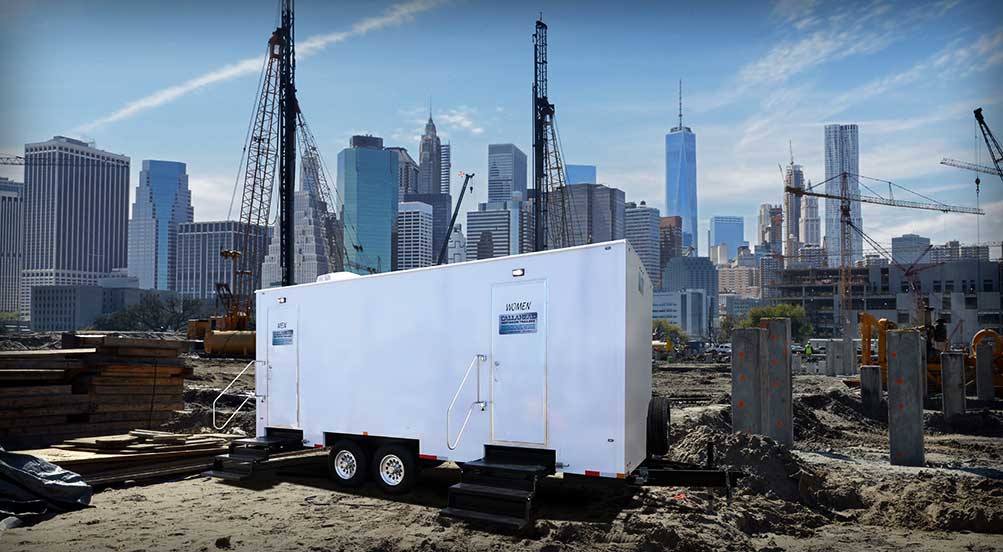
[{"left": 1, "top": 0, "right": 1001, "bottom": 258}]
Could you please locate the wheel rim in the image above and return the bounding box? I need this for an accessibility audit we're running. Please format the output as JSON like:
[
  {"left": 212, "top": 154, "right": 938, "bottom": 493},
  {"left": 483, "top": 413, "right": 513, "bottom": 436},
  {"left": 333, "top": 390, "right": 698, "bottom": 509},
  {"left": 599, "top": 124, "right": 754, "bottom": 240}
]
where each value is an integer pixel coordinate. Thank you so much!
[
  {"left": 378, "top": 454, "right": 405, "bottom": 486},
  {"left": 333, "top": 450, "right": 357, "bottom": 480}
]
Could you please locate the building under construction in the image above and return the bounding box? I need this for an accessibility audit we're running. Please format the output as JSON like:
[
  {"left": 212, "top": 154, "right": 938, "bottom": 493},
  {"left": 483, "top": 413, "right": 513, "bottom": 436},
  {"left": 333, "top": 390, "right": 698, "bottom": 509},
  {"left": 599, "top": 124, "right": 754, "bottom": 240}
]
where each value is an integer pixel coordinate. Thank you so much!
[{"left": 766, "top": 259, "right": 1002, "bottom": 342}]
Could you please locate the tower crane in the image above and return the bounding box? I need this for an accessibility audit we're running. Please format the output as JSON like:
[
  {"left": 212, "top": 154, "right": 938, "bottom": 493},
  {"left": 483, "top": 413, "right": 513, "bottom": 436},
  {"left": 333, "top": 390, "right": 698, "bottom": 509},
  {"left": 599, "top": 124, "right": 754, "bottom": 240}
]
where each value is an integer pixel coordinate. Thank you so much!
[{"left": 785, "top": 171, "right": 984, "bottom": 336}]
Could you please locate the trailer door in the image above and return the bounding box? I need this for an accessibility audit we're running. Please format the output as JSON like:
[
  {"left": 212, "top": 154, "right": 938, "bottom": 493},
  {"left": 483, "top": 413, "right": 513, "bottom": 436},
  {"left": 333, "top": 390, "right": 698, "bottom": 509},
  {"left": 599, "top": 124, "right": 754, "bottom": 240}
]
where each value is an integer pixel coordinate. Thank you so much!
[
  {"left": 490, "top": 280, "right": 547, "bottom": 445},
  {"left": 265, "top": 303, "right": 299, "bottom": 429}
]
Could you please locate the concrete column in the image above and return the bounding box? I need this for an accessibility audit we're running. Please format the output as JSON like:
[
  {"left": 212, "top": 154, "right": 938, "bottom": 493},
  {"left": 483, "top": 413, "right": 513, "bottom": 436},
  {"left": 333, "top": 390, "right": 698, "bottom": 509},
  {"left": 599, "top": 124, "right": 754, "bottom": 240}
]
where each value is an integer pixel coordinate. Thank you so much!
[
  {"left": 887, "top": 330, "right": 925, "bottom": 467},
  {"left": 761, "top": 318, "right": 793, "bottom": 447},
  {"left": 843, "top": 334, "right": 856, "bottom": 375},
  {"left": 940, "top": 352, "right": 965, "bottom": 421},
  {"left": 731, "top": 328, "right": 766, "bottom": 435},
  {"left": 860, "top": 365, "right": 882, "bottom": 419},
  {"left": 976, "top": 342, "right": 995, "bottom": 401}
]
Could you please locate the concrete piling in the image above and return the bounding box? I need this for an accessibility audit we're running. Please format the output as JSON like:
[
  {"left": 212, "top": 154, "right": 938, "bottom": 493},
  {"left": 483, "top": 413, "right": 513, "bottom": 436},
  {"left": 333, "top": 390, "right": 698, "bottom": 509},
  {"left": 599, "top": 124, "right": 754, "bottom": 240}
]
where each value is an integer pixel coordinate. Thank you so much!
[
  {"left": 860, "top": 365, "right": 882, "bottom": 419},
  {"left": 761, "top": 318, "right": 793, "bottom": 447},
  {"left": 975, "top": 342, "right": 996, "bottom": 401},
  {"left": 940, "top": 352, "right": 965, "bottom": 421},
  {"left": 887, "top": 330, "right": 925, "bottom": 467},
  {"left": 731, "top": 328, "right": 766, "bottom": 435}
]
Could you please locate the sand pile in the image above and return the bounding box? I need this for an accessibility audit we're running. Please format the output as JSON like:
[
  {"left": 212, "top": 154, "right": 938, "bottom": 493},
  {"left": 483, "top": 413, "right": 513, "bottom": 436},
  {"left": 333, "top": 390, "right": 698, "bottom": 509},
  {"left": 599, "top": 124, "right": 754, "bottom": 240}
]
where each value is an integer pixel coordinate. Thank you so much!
[{"left": 852, "top": 472, "right": 1003, "bottom": 533}]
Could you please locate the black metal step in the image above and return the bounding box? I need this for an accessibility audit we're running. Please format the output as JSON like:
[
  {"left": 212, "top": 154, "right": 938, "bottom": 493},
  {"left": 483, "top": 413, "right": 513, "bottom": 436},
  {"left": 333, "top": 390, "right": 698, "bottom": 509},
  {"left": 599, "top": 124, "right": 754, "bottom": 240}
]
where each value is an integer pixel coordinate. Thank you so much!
[
  {"left": 462, "top": 459, "right": 548, "bottom": 475},
  {"left": 205, "top": 469, "right": 251, "bottom": 481},
  {"left": 440, "top": 507, "right": 528, "bottom": 530},
  {"left": 447, "top": 482, "right": 533, "bottom": 520},
  {"left": 449, "top": 482, "right": 533, "bottom": 500}
]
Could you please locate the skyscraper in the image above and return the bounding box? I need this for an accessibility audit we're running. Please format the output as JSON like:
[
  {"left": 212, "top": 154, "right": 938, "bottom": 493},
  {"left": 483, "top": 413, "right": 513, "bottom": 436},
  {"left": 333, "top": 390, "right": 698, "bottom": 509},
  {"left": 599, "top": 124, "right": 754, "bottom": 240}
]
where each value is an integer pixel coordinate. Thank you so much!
[
  {"left": 625, "top": 201, "right": 661, "bottom": 288},
  {"left": 448, "top": 224, "right": 467, "bottom": 264},
  {"left": 338, "top": 135, "right": 399, "bottom": 274},
  {"left": 418, "top": 115, "right": 442, "bottom": 195},
  {"left": 800, "top": 190, "right": 821, "bottom": 247},
  {"left": 824, "top": 124, "right": 863, "bottom": 266},
  {"left": 465, "top": 200, "right": 534, "bottom": 260},
  {"left": 402, "top": 192, "right": 451, "bottom": 263},
  {"left": 783, "top": 162, "right": 804, "bottom": 263},
  {"left": 891, "top": 233, "right": 931, "bottom": 266},
  {"left": 175, "top": 221, "right": 269, "bottom": 299},
  {"left": 565, "top": 164, "right": 597, "bottom": 185},
  {"left": 708, "top": 215, "right": 745, "bottom": 261},
  {"left": 260, "top": 152, "right": 336, "bottom": 287},
  {"left": 395, "top": 202, "right": 433, "bottom": 270},
  {"left": 550, "top": 183, "right": 625, "bottom": 248},
  {"left": 20, "top": 136, "right": 129, "bottom": 319},
  {"left": 127, "top": 160, "right": 193, "bottom": 291},
  {"left": 0, "top": 177, "right": 23, "bottom": 313},
  {"left": 440, "top": 143, "right": 452, "bottom": 195},
  {"left": 386, "top": 147, "right": 419, "bottom": 201},
  {"left": 757, "top": 203, "right": 783, "bottom": 253},
  {"left": 665, "top": 81, "right": 697, "bottom": 252},
  {"left": 663, "top": 256, "right": 719, "bottom": 318},
  {"left": 487, "top": 144, "right": 528, "bottom": 202},
  {"left": 659, "top": 215, "right": 683, "bottom": 286}
]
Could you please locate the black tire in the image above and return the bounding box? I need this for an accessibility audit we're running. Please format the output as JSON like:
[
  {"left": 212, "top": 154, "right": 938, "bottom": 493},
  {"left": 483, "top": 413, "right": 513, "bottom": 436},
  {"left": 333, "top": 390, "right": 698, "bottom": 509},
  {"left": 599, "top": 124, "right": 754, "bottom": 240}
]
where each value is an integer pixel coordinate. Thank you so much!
[
  {"left": 328, "top": 439, "right": 368, "bottom": 487},
  {"left": 371, "top": 444, "right": 417, "bottom": 494},
  {"left": 647, "top": 396, "right": 671, "bottom": 457}
]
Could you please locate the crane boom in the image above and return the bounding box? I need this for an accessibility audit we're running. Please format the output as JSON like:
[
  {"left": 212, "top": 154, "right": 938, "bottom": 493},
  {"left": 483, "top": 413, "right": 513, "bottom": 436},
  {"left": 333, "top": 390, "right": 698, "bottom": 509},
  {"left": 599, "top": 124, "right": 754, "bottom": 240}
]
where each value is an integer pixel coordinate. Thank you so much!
[
  {"left": 940, "top": 157, "right": 1003, "bottom": 177},
  {"left": 785, "top": 185, "right": 984, "bottom": 215}
]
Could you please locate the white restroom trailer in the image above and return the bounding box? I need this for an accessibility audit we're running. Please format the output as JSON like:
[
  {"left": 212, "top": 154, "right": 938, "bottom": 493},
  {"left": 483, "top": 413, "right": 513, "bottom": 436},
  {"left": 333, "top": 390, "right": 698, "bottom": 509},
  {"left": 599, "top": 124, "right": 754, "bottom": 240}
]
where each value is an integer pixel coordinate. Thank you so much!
[{"left": 252, "top": 240, "right": 656, "bottom": 494}]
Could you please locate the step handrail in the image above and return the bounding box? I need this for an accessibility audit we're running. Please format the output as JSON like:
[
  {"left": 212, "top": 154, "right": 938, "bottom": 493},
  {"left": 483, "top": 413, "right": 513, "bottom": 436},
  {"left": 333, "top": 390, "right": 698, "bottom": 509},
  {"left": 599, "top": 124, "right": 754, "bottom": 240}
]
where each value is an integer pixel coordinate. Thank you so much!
[
  {"left": 446, "top": 354, "right": 487, "bottom": 450},
  {"left": 212, "top": 359, "right": 258, "bottom": 430}
]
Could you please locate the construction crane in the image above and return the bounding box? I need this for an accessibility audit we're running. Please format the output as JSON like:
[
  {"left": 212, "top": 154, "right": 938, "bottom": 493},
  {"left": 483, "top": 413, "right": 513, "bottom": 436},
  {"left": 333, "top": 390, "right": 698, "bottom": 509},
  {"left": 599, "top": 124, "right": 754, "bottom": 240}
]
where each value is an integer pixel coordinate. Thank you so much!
[
  {"left": 436, "top": 172, "right": 474, "bottom": 265},
  {"left": 532, "top": 16, "right": 573, "bottom": 251},
  {"left": 975, "top": 107, "right": 1003, "bottom": 185},
  {"left": 940, "top": 158, "right": 1003, "bottom": 178},
  {"left": 785, "top": 171, "right": 984, "bottom": 336}
]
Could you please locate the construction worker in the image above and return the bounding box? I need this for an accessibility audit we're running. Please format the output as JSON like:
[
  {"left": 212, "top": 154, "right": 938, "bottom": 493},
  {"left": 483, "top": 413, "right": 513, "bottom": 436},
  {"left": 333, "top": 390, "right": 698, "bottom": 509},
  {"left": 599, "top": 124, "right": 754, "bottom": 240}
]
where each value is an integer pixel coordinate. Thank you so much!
[{"left": 804, "top": 342, "right": 814, "bottom": 358}]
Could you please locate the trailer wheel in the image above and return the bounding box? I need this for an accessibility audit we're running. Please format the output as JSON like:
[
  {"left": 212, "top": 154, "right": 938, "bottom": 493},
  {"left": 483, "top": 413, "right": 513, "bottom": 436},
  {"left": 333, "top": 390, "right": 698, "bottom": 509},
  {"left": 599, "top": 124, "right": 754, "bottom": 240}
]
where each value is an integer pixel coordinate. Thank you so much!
[
  {"left": 371, "top": 444, "right": 417, "bottom": 494},
  {"left": 328, "top": 439, "right": 367, "bottom": 487},
  {"left": 647, "top": 396, "right": 671, "bottom": 457}
]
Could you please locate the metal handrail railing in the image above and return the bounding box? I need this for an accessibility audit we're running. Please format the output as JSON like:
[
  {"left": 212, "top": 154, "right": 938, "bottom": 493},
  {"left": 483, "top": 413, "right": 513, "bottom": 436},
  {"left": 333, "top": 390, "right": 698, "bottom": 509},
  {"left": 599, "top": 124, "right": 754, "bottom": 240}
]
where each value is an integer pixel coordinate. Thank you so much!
[
  {"left": 446, "top": 354, "right": 487, "bottom": 450},
  {"left": 212, "top": 359, "right": 259, "bottom": 430}
]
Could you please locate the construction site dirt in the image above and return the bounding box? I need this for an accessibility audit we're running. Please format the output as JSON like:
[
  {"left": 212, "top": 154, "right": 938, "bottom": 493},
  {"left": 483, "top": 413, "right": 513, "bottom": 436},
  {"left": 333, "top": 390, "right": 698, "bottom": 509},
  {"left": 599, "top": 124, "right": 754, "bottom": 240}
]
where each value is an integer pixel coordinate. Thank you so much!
[{"left": 2, "top": 355, "right": 1002, "bottom": 551}]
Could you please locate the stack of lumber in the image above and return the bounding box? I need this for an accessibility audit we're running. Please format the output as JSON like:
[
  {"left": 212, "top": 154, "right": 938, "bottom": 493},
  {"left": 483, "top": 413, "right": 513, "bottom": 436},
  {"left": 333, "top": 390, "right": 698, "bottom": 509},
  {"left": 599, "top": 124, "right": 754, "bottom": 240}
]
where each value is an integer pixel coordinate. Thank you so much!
[
  {"left": 0, "top": 334, "right": 191, "bottom": 449},
  {"left": 21, "top": 430, "right": 236, "bottom": 485}
]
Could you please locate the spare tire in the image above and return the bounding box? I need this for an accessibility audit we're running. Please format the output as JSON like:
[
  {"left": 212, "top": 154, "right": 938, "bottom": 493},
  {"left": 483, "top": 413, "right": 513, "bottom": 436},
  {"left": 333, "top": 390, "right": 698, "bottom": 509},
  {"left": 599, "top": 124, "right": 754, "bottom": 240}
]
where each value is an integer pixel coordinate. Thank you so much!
[{"left": 646, "top": 396, "right": 671, "bottom": 457}]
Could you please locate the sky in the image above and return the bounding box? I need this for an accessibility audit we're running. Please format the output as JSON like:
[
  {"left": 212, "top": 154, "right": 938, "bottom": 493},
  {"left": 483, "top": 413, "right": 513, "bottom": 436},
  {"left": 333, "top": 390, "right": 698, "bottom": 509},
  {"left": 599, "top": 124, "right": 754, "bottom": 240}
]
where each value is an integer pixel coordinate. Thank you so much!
[{"left": 1, "top": 0, "right": 1001, "bottom": 259}]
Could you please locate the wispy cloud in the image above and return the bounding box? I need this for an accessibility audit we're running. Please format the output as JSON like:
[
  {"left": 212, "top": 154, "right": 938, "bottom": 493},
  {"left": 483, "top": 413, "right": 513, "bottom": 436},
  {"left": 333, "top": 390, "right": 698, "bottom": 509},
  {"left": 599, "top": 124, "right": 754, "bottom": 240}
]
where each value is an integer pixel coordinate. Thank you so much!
[
  {"left": 73, "top": 0, "right": 445, "bottom": 133},
  {"left": 438, "top": 107, "right": 484, "bottom": 135}
]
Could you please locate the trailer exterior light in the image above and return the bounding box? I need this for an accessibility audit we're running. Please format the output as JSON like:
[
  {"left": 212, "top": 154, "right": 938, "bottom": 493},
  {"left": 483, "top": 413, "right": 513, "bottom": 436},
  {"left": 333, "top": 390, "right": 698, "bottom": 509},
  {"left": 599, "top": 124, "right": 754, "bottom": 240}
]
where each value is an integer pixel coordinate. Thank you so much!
[
  {"left": 278, "top": 297, "right": 287, "bottom": 303},
  {"left": 512, "top": 268, "right": 525, "bottom": 277}
]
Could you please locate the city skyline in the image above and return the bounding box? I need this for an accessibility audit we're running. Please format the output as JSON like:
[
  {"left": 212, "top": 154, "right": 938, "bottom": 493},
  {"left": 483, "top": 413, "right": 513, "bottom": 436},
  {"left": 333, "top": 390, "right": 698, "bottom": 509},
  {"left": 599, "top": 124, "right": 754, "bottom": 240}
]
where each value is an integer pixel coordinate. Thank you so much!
[{"left": 1, "top": 0, "right": 1001, "bottom": 257}]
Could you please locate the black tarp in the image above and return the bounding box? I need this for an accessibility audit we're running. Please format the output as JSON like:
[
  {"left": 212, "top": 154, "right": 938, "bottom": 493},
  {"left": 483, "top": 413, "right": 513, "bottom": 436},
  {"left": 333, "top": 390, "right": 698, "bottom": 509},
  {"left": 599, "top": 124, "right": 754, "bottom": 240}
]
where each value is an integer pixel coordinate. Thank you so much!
[{"left": 0, "top": 446, "right": 91, "bottom": 523}]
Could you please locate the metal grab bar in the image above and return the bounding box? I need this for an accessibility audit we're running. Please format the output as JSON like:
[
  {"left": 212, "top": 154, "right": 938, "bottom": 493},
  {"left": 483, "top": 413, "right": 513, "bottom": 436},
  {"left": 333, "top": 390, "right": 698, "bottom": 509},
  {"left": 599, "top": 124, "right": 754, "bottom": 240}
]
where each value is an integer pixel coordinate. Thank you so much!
[
  {"left": 446, "top": 354, "right": 487, "bottom": 450},
  {"left": 212, "top": 359, "right": 258, "bottom": 430}
]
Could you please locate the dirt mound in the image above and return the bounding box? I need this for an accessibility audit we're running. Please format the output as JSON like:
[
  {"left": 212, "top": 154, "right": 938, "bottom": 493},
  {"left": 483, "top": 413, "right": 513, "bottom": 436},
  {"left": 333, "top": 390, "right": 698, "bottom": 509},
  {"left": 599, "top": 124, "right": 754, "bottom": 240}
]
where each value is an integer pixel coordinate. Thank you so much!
[
  {"left": 925, "top": 410, "right": 1003, "bottom": 437},
  {"left": 855, "top": 473, "right": 1003, "bottom": 533},
  {"left": 667, "top": 426, "right": 818, "bottom": 503}
]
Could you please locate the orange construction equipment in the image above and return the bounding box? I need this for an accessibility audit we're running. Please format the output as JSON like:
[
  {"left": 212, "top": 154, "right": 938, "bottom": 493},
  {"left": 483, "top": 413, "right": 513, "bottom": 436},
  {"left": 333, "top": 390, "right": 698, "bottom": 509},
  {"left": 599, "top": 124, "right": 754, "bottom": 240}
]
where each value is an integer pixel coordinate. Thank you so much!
[{"left": 859, "top": 312, "right": 1003, "bottom": 395}]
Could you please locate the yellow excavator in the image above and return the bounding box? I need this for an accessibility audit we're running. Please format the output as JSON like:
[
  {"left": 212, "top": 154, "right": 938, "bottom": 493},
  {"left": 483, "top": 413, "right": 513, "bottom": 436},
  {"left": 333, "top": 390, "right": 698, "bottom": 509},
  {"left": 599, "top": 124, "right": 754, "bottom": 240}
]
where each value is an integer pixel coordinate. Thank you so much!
[{"left": 859, "top": 311, "right": 1003, "bottom": 395}]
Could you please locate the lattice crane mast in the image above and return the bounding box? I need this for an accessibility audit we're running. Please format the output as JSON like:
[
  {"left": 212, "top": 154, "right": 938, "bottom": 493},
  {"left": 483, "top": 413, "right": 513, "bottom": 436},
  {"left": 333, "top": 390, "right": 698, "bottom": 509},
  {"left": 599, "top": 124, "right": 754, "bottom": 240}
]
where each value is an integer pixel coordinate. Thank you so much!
[
  {"left": 975, "top": 107, "right": 1003, "bottom": 186},
  {"left": 532, "top": 16, "right": 573, "bottom": 251}
]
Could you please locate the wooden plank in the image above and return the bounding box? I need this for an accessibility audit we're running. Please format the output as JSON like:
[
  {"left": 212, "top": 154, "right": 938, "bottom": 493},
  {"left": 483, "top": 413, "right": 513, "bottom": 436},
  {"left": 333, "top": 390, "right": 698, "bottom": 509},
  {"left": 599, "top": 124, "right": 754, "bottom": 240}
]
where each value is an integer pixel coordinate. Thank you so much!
[
  {"left": 84, "top": 458, "right": 214, "bottom": 486},
  {"left": 18, "top": 445, "right": 230, "bottom": 469},
  {"left": 0, "top": 360, "right": 81, "bottom": 371},
  {"left": 71, "top": 335, "right": 187, "bottom": 351},
  {"left": 86, "top": 376, "right": 184, "bottom": 386},
  {"left": 103, "top": 347, "right": 180, "bottom": 358},
  {"left": 0, "top": 394, "right": 90, "bottom": 409},
  {"left": 88, "top": 411, "right": 175, "bottom": 423},
  {"left": 96, "top": 365, "right": 184, "bottom": 376},
  {"left": 0, "top": 403, "right": 94, "bottom": 417},
  {"left": 0, "top": 348, "right": 96, "bottom": 358},
  {"left": 89, "top": 384, "right": 184, "bottom": 396},
  {"left": 0, "top": 385, "right": 72, "bottom": 397},
  {"left": 0, "top": 421, "right": 141, "bottom": 438},
  {"left": 85, "top": 355, "right": 184, "bottom": 367},
  {"left": 0, "top": 415, "right": 68, "bottom": 429},
  {"left": 93, "top": 402, "right": 184, "bottom": 413},
  {"left": 90, "top": 395, "right": 182, "bottom": 405}
]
